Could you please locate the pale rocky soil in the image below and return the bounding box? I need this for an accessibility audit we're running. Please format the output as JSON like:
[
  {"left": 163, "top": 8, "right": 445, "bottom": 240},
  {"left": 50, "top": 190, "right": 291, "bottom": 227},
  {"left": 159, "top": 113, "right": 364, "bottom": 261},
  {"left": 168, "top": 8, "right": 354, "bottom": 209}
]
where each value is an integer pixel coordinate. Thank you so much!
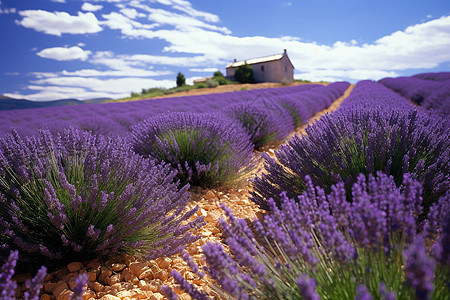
[{"left": 15, "top": 85, "right": 354, "bottom": 300}]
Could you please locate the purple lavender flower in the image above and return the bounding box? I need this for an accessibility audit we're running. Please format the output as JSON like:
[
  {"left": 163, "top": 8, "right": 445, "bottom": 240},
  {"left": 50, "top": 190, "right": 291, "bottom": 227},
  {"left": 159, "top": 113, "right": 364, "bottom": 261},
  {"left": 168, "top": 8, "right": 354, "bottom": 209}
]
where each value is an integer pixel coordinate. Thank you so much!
[
  {"left": 182, "top": 250, "right": 205, "bottom": 278},
  {"left": 413, "top": 72, "right": 450, "bottom": 81},
  {"left": 379, "top": 282, "right": 396, "bottom": 300},
  {"left": 0, "top": 82, "right": 327, "bottom": 139},
  {"left": 161, "top": 285, "right": 180, "bottom": 300},
  {"left": 379, "top": 75, "right": 450, "bottom": 115},
  {"left": 0, "top": 250, "right": 18, "bottom": 300},
  {"left": 404, "top": 237, "right": 435, "bottom": 300},
  {"left": 431, "top": 203, "right": 450, "bottom": 267},
  {"left": 23, "top": 265, "right": 46, "bottom": 300},
  {"left": 0, "top": 127, "right": 204, "bottom": 264},
  {"left": 170, "top": 270, "right": 212, "bottom": 300},
  {"left": 296, "top": 275, "right": 320, "bottom": 300},
  {"left": 130, "top": 112, "right": 255, "bottom": 187},
  {"left": 70, "top": 273, "right": 88, "bottom": 300},
  {"left": 355, "top": 284, "right": 373, "bottom": 300},
  {"left": 251, "top": 80, "right": 449, "bottom": 213},
  {"left": 221, "top": 100, "right": 294, "bottom": 148},
  {"left": 1, "top": 250, "right": 47, "bottom": 300}
]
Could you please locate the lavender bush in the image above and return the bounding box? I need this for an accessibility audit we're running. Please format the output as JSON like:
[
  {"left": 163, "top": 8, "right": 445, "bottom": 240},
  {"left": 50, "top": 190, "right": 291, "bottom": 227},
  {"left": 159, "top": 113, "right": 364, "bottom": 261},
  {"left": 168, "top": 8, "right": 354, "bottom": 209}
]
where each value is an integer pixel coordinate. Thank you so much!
[
  {"left": 0, "top": 128, "right": 204, "bottom": 264},
  {"left": 0, "top": 250, "right": 46, "bottom": 300},
  {"left": 130, "top": 112, "right": 255, "bottom": 188},
  {"left": 277, "top": 81, "right": 350, "bottom": 126},
  {"left": 221, "top": 99, "right": 295, "bottom": 149},
  {"left": 251, "top": 82, "right": 449, "bottom": 212},
  {"left": 164, "top": 173, "right": 449, "bottom": 299}
]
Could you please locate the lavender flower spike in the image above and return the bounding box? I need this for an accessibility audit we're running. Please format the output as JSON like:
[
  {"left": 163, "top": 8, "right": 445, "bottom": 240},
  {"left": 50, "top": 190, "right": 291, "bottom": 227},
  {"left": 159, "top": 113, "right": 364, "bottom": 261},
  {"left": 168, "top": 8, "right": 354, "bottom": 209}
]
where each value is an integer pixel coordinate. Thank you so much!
[
  {"left": 24, "top": 265, "right": 47, "bottom": 300},
  {"left": 161, "top": 285, "right": 180, "bottom": 300},
  {"left": 404, "top": 237, "right": 435, "bottom": 300},
  {"left": 296, "top": 275, "right": 320, "bottom": 300},
  {"left": 71, "top": 273, "right": 88, "bottom": 300},
  {"left": 0, "top": 250, "right": 18, "bottom": 300},
  {"left": 355, "top": 284, "right": 373, "bottom": 300}
]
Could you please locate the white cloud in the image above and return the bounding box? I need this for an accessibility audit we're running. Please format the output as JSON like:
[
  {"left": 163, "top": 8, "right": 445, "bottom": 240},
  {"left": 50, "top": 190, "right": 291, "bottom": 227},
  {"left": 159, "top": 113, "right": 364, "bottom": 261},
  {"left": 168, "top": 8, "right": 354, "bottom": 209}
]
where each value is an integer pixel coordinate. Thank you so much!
[
  {"left": 146, "top": 8, "right": 231, "bottom": 34},
  {"left": 17, "top": 10, "right": 102, "bottom": 36},
  {"left": 50, "top": 0, "right": 66, "bottom": 3},
  {"left": 0, "top": 1, "right": 16, "bottom": 14},
  {"left": 189, "top": 68, "right": 219, "bottom": 72},
  {"left": 9, "top": 1, "right": 450, "bottom": 100},
  {"left": 120, "top": 8, "right": 145, "bottom": 19},
  {"left": 81, "top": 3, "right": 103, "bottom": 12},
  {"left": 123, "top": 15, "right": 450, "bottom": 80},
  {"left": 101, "top": 11, "right": 158, "bottom": 33},
  {"left": 151, "top": 0, "right": 220, "bottom": 23},
  {"left": 59, "top": 68, "right": 172, "bottom": 77},
  {"left": 5, "top": 77, "right": 175, "bottom": 101},
  {"left": 36, "top": 46, "right": 92, "bottom": 61},
  {"left": 295, "top": 69, "right": 399, "bottom": 83}
]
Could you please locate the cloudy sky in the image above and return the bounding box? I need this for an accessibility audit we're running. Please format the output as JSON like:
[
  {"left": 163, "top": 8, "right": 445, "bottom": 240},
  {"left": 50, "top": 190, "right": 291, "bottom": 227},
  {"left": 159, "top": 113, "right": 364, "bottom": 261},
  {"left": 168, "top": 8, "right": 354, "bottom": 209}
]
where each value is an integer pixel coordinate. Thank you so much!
[{"left": 0, "top": 0, "right": 449, "bottom": 101}]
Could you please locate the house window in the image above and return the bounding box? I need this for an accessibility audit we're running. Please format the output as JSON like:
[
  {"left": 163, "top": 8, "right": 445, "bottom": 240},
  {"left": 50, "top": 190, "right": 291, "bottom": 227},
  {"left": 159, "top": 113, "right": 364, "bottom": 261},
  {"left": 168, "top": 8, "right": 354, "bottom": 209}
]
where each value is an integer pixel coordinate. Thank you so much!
[{"left": 261, "top": 65, "right": 265, "bottom": 72}]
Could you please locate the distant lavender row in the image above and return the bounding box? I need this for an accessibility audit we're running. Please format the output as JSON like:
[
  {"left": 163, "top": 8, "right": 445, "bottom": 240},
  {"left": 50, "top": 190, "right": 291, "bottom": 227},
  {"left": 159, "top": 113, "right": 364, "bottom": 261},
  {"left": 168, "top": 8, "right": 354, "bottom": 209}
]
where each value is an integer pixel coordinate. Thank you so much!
[
  {"left": 338, "top": 80, "right": 413, "bottom": 111},
  {"left": 379, "top": 76, "right": 450, "bottom": 115},
  {"left": 0, "top": 84, "right": 322, "bottom": 139},
  {"left": 412, "top": 71, "right": 450, "bottom": 81},
  {"left": 0, "top": 83, "right": 350, "bottom": 141}
]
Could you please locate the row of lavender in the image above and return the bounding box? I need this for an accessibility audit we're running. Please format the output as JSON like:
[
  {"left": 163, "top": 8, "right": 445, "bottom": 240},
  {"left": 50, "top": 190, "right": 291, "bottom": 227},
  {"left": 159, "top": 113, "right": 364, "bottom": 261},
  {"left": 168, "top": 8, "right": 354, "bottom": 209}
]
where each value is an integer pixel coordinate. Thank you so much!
[
  {"left": 166, "top": 80, "right": 450, "bottom": 299},
  {"left": 0, "top": 83, "right": 333, "bottom": 139},
  {"left": 1, "top": 77, "right": 448, "bottom": 299},
  {"left": 0, "top": 83, "right": 349, "bottom": 298},
  {"left": 379, "top": 72, "right": 450, "bottom": 116}
]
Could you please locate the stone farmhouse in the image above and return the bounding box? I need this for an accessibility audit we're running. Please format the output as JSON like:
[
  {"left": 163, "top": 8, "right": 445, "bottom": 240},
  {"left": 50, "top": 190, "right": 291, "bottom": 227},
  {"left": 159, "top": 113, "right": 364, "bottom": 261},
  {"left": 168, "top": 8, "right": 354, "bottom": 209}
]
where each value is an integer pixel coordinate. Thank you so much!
[{"left": 225, "top": 49, "right": 294, "bottom": 83}]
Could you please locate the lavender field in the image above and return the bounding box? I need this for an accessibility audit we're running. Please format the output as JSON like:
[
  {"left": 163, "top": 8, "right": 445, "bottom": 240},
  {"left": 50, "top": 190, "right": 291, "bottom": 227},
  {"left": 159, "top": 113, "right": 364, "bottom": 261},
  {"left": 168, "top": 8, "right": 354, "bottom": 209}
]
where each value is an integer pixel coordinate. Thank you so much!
[{"left": 1, "top": 74, "right": 449, "bottom": 300}]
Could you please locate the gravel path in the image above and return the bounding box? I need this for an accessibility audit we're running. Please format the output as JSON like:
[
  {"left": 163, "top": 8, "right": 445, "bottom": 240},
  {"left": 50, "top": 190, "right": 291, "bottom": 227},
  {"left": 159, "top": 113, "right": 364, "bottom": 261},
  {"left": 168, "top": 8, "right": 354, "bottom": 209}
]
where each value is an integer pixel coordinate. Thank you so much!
[{"left": 16, "top": 85, "right": 354, "bottom": 300}]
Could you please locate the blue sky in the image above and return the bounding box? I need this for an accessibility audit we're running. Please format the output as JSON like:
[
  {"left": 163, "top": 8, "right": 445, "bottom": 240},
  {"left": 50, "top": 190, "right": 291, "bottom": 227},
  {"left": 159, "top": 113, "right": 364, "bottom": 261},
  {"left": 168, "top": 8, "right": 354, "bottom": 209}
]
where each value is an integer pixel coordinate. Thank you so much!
[{"left": 0, "top": 0, "right": 449, "bottom": 101}]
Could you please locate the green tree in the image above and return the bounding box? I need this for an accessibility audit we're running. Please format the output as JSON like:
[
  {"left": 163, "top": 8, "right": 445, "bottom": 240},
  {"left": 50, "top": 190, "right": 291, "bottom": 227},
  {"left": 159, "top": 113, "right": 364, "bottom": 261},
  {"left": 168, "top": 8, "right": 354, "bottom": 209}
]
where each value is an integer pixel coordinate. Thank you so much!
[
  {"left": 213, "top": 70, "right": 229, "bottom": 85},
  {"left": 234, "top": 63, "right": 254, "bottom": 83},
  {"left": 213, "top": 70, "right": 224, "bottom": 78},
  {"left": 176, "top": 72, "right": 186, "bottom": 87}
]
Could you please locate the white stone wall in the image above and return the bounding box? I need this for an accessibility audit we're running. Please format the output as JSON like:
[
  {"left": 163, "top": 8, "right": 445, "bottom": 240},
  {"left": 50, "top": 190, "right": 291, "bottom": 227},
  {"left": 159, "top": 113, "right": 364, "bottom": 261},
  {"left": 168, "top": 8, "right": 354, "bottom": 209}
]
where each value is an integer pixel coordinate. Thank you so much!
[{"left": 226, "top": 55, "right": 294, "bottom": 83}]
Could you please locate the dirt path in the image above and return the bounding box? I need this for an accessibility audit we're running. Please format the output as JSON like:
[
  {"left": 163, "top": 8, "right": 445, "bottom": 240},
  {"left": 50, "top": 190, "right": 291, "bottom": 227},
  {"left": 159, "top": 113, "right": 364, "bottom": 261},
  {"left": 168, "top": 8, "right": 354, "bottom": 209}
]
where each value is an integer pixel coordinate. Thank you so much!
[{"left": 29, "top": 85, "right": 355, "bottom": 300}]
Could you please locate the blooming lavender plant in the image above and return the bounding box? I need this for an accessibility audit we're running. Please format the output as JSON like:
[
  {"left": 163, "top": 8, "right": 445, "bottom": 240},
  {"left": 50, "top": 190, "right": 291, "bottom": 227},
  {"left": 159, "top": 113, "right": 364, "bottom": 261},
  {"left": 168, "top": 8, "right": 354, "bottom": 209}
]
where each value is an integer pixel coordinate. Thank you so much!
[
  {"left": 165, "top": 173, "right": 450, "bottom": 299},
  {"left": 251, "top": 81, "right": 449, "bottom": 213},
  {"left": 221, "top": 99, "right": 295, "bottom": 149},
  {"left": 404, "top": 237, "right": 435, "bottom": 300},
  {"left": 130, "top": 112, "right": 255, "bottom": 187},
  {"left": 0, "top": 128, "right": 204, "bottom": 265},
  {"left": 426, "top": 192, "right": 450, "bottom": 299},
  {"left": 0, "top": 250, "right": 47, "bottom": 300}
]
